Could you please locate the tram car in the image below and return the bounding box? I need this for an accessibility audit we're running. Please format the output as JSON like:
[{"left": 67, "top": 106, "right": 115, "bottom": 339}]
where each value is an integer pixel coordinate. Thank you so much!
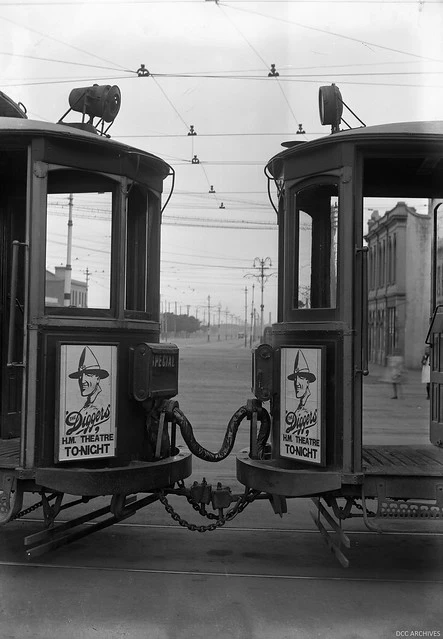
[
  {"left": 237, "top": 85, "right": 443, "bottom": 566},
  {"left": 0, "top": 85, "right": 193, "bottom": 554}
]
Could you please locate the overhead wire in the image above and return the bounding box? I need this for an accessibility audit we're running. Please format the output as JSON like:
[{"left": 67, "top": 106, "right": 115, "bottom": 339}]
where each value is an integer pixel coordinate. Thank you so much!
[
  {"left": 162, "top": 259, "right": 269, "bottom": 271},
  {"left": 0, "top": 50, "right": 132, "bottom": 73},
  {"left": 217, "top": 1, "right": 305, "bottom": 134},
  {"left": 162, "top": 221, "right": 277, "bottom": 229},
  {"left": 219, "top": 2, "right": 443, "bottom": 65},
  {"left": 162, "top": 248, "right": 256, "bottom": 263},
  {"left": 0, "top": 14, "right": 134, "bottom": 71},
  {"left": 0, "top": 1, "right": 441, "bottom": 5},
  {"left": 2, "top": 57, "right": 430, "bottom": 84},
  {"left": 3, "top": 72, "right": 442, "bottom": 90}
]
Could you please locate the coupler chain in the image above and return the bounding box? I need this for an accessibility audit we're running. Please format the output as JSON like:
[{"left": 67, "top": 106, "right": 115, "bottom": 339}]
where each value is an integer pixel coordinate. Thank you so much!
[
  {"left": 11, "top": 493, "right": 59, "bottom": 522},
  {"left": 159, "top": 487, "right": 259, "bottom": 532}
]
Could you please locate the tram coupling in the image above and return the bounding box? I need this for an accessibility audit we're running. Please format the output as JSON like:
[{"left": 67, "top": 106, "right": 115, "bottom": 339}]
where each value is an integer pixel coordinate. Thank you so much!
[{"left": 189, "top": 479, "right": 233, "bottom": 510}]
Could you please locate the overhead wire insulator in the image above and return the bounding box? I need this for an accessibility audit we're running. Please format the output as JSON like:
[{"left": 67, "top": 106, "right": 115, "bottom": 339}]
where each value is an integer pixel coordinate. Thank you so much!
[
  {"left": 268, "top": 64, "right": 279, "bottom": 77},
  {"left": 191, "top": 155, "right": 200, "bottom": 164},
  {"left": 188, "top": 125, "right": 197, "bottom": 136},
  {"left": 296, "top": 124, "right": 305, "bottom": 135},
  {"left": 219, "top": 202, "right": 225, "bottom": 209},
  {"left": 137, "top": 64, "right": 150, "bottom": 77},
  {"left": 209, "top": 186, "right": 216, "bottom": 194}
]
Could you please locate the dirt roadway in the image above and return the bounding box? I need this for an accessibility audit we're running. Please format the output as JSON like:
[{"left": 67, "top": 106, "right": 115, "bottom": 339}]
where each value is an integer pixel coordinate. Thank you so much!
[
  {"left": 171, "top": 335, "right": 430, "bottom": 487},
  {"left": 172, "top": 336, "right": 254, "bottom": 487}
]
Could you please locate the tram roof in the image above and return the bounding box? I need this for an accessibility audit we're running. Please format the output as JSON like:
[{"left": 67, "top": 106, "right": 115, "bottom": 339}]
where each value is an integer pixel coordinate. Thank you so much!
[
  {"left": 0, "top": 116, "right": 171, "bottom": 179},
  {"left": 267, "top": 120, "right": 443, "bottom": 176}
]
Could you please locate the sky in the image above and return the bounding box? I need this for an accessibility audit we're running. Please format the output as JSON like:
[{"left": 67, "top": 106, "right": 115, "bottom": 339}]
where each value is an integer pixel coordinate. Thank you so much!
[{"left": 2, "top": 0, "right": 442, "bottom": 324}]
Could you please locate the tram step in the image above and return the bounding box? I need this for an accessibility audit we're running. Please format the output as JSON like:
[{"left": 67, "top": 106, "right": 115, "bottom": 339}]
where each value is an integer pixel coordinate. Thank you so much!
[
  {"left": 310, "top": 497, "right": 351, "bottom": 568},
  {"left": 378, "top": 498, "right": 443, "bottom": 519},
  {"left": 24, "top": 493, "right": 159, "bottom": 559}
]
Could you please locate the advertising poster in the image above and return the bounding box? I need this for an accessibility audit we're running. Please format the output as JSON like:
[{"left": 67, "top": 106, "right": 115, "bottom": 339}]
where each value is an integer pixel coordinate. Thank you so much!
[
  {"left": 280, "top": 347, "right": 324, "bottom": 465},
  {"left": 57, "top": 344, "right": 117, "bottom": 462}
]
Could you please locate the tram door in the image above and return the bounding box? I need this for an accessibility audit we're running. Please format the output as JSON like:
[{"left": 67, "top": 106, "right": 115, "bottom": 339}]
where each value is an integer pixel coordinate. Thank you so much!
[
  {"left": 0, "top": 184, "right": 27, "bottom": 440},
  {"left": 429, "top": 202, "right": 443, "bottom": 447}
]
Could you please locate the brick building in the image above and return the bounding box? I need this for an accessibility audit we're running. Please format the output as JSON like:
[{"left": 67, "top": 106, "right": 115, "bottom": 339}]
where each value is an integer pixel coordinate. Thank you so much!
[
  {"left": 365, "top": 202, "right": 431, "bottom": 369},
  {"left": 46, "top": 266, "right": 88, "bottom": 308}
]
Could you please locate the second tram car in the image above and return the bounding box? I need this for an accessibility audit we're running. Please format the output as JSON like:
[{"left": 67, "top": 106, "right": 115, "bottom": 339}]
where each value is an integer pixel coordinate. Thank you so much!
[{"left": 238, "top": 85, "right": 443, "bottom": 565}]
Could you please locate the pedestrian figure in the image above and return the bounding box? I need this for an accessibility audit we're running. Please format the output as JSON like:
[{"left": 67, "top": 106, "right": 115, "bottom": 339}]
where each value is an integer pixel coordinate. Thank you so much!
[
  {"left": 421, "top": 346, "right": 431, "bottom": 400},
  {"left": 387, "top": 352, "right": 405, "bottom": 399}
]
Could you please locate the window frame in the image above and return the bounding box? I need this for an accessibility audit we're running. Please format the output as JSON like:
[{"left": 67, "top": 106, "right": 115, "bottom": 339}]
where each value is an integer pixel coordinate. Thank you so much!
[
  {"left": 284, "top": 175, "right": 341, "bottom": 320},
  {"left": 44, "top": 165, "right": 123, "bottom": 319}
]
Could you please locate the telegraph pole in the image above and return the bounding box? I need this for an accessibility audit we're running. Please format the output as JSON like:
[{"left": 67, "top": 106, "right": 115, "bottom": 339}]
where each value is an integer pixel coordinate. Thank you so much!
[
  {"left": 244, "top": 286, "right": 248, "bottom": 348},
  {"left": 207, "top": 295, "right": 211, "bottom": 342},
  {"left": 174, "top": 301, "right": 177, "bottom": 337},
  {"left": 249, "top": 284, "right": 255, "bottom": 348},
  {"left": 63, "top": 193, "right": 73, "bottom": 307},
  {"left": 251, "top": 257, "right": 272, "bottom": 341},
  {"left": 85, "top": 267, "right": 89, "bottom": 308}
]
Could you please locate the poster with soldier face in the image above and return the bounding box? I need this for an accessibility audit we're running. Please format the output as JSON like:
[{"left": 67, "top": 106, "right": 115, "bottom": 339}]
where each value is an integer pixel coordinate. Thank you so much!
[
  {"left": 57, "top": 344, "right": 117, "bottom": 461},
  {"left": 280, "top": 347, "right": 324, "bottom": 465}
]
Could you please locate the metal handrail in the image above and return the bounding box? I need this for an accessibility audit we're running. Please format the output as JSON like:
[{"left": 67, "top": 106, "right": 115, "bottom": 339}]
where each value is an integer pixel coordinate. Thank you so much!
[
  {"left": 356, "top": 245, "right": 369, "bottom": 376},
  {"left": 7, "top": 240, "right": 27, "bottom": 368}
]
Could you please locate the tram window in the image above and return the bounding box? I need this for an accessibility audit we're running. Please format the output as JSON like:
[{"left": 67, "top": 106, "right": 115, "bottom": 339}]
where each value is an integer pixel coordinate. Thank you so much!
[
  {"left": 294, "top": 183, "right": 338, "bottom": 309},
  {"left": 46, "top": 175, "right": 114, "bottom": 310},
  {"left": 126, "top": 186, "right": 148, "bottom": 312}
]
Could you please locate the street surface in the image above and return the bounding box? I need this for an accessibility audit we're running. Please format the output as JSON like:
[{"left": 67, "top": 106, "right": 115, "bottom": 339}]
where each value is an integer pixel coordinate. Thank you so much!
[{"left": 0, "top": 337, "right": 442, "bottom": 639}]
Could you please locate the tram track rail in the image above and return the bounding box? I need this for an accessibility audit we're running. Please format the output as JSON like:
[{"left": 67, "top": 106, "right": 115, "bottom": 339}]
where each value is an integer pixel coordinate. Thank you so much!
[
  {"left": 12, "top": 517, "right": 443, "bottom": 537},
  {"left": 1, "top": 559, "right": 443, "bottom": 585}
]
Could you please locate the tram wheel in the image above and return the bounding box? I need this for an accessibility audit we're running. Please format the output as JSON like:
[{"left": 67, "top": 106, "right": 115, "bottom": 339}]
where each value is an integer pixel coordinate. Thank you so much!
[{"left": 0, "top": 475, "right": 24, "bottom": 524}]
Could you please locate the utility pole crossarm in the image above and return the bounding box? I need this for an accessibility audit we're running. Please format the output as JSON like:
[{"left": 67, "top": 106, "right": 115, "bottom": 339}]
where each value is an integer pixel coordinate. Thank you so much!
[{"left": 247, "top": 257, "right": 273, "bottom": 342}]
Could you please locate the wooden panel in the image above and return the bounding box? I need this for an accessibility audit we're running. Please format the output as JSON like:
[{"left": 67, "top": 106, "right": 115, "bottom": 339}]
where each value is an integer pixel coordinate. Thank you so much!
[
  {"left": 363, "top": 445, "right": 443, "bottom": 476},
  {"left": 0, "top": 438, "right": 20, "bottom": 468}
]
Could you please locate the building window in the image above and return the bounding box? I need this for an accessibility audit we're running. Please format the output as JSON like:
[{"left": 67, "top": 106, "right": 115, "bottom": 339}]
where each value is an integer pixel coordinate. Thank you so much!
[
  {"left": 377, "top": 243, "right": 382, "bottom": 287},
  {"left": 381, "top": 239, "right": 385, "bottom": 286},
  {"left": 368, "top": 310, "right": 374, "bottom": 360},
  {"left": 387, "top": 307, "right": 397, "bottom": 355},
  {"left": 387, "top": 236, "right": 392, "bottom": 284},
  {"left": 372, "top": 246, "right": 376, "bottom": 290},
  {"left": 392, "top": 234, "right": 396, "bottom": 283}
]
